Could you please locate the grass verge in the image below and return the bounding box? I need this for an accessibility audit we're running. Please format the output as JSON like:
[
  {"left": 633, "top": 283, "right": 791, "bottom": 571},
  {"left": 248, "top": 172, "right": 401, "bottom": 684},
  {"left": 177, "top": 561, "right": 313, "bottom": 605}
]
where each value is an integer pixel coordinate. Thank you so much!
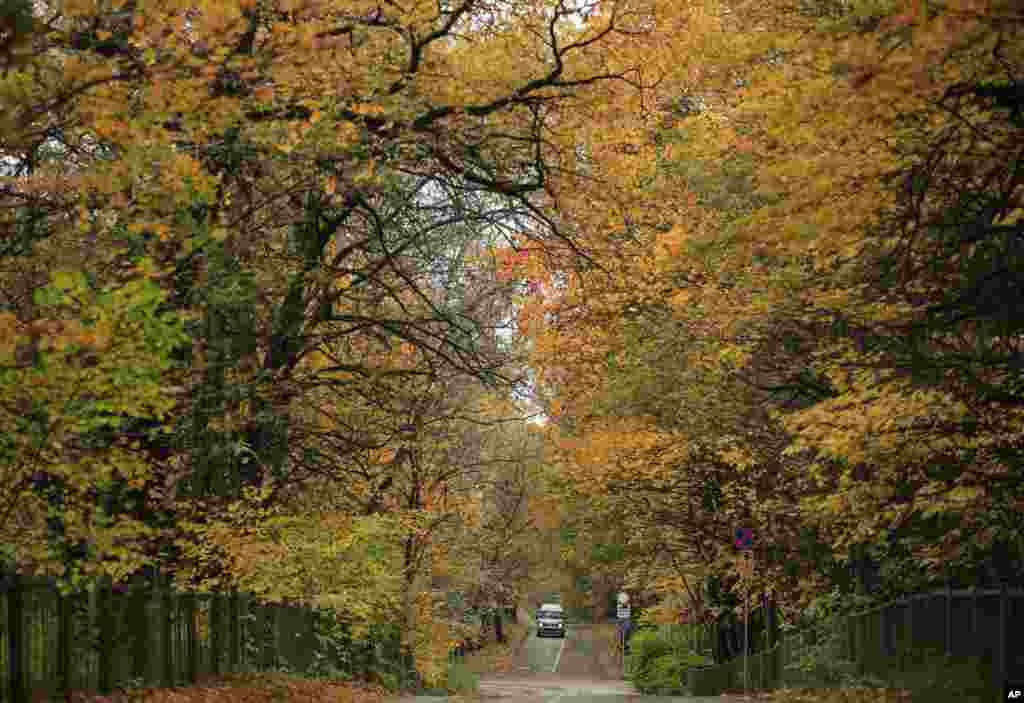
[
  {"left": 438, "top": 621, "right": 530, "bottom": 698},
  {"left": 461, "top": 622, "right": 529, "bottom": 676}
]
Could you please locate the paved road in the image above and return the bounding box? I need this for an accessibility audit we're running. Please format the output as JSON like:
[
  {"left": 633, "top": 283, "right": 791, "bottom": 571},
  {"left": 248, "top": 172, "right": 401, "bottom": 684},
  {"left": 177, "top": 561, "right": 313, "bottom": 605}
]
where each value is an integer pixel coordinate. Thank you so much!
[{"left": 405, "top": 623, "right": 725, "bottom": 703}]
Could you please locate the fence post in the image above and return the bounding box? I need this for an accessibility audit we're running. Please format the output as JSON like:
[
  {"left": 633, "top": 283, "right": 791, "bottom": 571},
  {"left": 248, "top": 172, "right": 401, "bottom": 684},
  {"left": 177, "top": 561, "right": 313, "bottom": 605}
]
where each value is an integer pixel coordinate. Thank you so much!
[
  {"left": 210, "top": 593, "right": 222, "bottom": 676},
  {"left": 260, "top": 597, "right": 269, "bottom": 671},
  {"left": 7, "top": 574, "right": 26, "bottom": 703},
  {"left": 58, "top": 584, "right": 74, "bottom": 700},
  {"left": 759, "top": 643, "right": 765, "bottom": 690},
  {"left": 998, "top": 582, "right": 1007, "bottom": 690},
  {"left": 782, "top": 632, "right": 789, "bottom": 688},
  {"left": 256, "top": 603, "right": 266, "bottom": 670},
  {"left": 131, "top": 575, "right": 149, "bottom": 684},
  {"left": 273, "top": 603, "right": 283, "bottom": 670},
  {"left": 242, "top": 593, "right": 253, "bottom": 671},
  {"left": 846, "top": 615, "right": 854, "bottom": 667},
  {"left": 879, "top": 605, "right": 888, "bottom": 682},
  {"left": 945, "top": 584, "right": 952, "bottom": 659},
  {"left": 229, "top": 591, "right": 240, "bottom": 673},
  {"left": 279, "top": 604, "right": 291, "bottom": 670},
  {"left": 307, "top": 606, "right": 317, "bottom": 673},
  {"left": 184, "top": 592, "right": 198, "bottom": 684},
  {"left": 262, "top": 603, "right": 276, "bottom": 670},
  {"left": 971, "top": 588, "right": 978, "bottom": 658},
  {"left": 97, "top": 578, "right": 115, "bottom": 695},
  {"left": 905, "top": 597, "right": 913, "bottom": 673},
  {"left": 855, "top": 613, "right": 864, "bottom": 677},
  {"left": 162, "top": 578, "right": 174, "bottom": 688},
  {"left": 879, "top": 606, "right": 886, "bottom": 658}
]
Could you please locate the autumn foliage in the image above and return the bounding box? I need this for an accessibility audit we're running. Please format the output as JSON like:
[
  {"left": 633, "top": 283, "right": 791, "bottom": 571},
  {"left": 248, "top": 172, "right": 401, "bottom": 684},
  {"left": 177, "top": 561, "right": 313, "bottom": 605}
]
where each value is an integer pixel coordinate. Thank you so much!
[
  {"left": 0, "top": 0, "right": 675, "bottom": 686},
  {"left": 69, "top": 674, "right": 386, "bottom": 703},
  {"left": 523, "top": 0, "right": 1024, "bottom": 628},
  {"left": 3, "top": 0, "right": 1023, "bottom": 693}
]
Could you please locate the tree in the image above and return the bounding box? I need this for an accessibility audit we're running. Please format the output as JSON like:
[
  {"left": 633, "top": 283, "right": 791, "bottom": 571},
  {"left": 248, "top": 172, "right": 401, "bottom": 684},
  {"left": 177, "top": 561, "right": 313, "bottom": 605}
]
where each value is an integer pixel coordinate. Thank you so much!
[
  {"left": 0, "top": 266, "right": 185, "bottom": 583},
  {"left": 2, "top": 0, "right": 681, "bottom": 590},
  {"left": 523, "top": 0, "right": 1024, "bottom": 632}
]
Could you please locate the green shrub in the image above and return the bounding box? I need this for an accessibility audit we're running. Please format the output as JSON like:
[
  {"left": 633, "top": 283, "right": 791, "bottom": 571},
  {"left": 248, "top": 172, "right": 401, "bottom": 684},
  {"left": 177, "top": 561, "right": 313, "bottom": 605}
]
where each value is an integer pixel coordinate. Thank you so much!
[
  {"left": 785, "top": 627, "right": 862, "bottom": 686},
  {"left": 627, "top": 629, "right": 672, "bottom": 686},
  {"left": 784, "top": 589, "right": 881, "bottom": 687},
  {"left": 444, "top": 657, "right": 479, "bottom": 695},
  {"left": 628, "top": 628, "right": 714, "bottom": 694},
  {"left": 885, "top": 647, "right": 995, "bottom": 703},
  {"left": 648, "top": 654, "right": 685, "bottom": 693},
  {"left": 374, "top": 670, "right": 402, "bottom": 691}
]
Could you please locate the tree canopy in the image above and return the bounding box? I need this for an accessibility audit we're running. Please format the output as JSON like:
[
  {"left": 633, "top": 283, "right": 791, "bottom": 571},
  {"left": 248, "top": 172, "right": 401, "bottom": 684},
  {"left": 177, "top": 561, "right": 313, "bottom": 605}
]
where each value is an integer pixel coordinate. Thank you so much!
[
  {"left": 3, "top": 0, "right": 1023, "bottom": 680},
  {"left": 522, "top": 0, "right": 1024, "bottom": 623}
]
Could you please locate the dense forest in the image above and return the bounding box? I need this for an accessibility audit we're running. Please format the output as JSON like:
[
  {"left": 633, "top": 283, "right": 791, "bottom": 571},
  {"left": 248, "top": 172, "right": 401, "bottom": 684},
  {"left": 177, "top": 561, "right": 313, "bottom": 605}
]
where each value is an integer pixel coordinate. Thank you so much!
[{"left": 1, "top": 0, "right": 1022, "bottom": 686}]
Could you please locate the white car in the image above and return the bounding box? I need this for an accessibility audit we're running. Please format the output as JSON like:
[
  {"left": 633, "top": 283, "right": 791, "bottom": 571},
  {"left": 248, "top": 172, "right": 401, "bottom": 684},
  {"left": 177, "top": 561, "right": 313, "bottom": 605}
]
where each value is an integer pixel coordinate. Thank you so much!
[{"left": 536, "top": 603, "right": 565, "bottom": 638}]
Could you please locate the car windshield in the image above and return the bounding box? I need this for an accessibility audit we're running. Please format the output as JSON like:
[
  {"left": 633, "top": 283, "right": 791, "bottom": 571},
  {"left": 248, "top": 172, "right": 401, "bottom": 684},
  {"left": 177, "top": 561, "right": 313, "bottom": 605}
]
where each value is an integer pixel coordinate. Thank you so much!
[{"left": 539, "top": 610, "right": 563, "bottom": 620}]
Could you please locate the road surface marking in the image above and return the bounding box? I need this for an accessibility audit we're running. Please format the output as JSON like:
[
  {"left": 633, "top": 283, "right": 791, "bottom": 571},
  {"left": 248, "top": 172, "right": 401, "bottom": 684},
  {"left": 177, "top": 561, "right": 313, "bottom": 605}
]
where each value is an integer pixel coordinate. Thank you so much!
[{"left": 552, "top": 636, "right": 566, "bottom": 673}]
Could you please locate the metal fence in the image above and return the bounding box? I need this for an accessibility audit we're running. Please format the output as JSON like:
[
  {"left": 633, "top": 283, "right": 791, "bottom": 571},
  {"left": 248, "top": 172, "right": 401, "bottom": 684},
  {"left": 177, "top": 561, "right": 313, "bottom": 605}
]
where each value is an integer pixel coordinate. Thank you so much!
[
  {"left": 0, "top": 574, "right": 408, "bottom": 703},
  {"left": 694, "top": 586, "right": 1024, "bottom": 700}
]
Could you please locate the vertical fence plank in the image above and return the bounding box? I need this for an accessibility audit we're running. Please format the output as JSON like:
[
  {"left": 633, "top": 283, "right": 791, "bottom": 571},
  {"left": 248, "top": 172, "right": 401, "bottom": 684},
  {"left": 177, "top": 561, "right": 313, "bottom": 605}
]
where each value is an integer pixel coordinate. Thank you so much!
[
  {"left": 271, "top": 604, "right": 280, "bottom": 670},
  {"left": 57, "top": 586, "right": 72, "bottom": 702},
  {"left": 904, "top": 597, "right": 913, "bottom": 674},
  {"left": 758, "top": 644, "right": 764, "bottom": 690},
  {"left": 8, "top": 574, "right": 26, "bottom": 703},
  {"left": 241, "top": 593, "right": 251, "bottom": 672},
  {"left": 260, "top": 598, "right": 269, "bottom": 673},
  {"left": 281, "top": 605, "right": 292, "bottom": 671},
  {"left": 97, "top": 579, "right": 114, "bottom": 695},
  {"left": 43, "top": 584, "right": 52, "bottom": 696},
  {"left": 178, "top": 589, "right": 186, "bottom": 686},
  {"left": 27, "top": 581, "right": 36, "bottom": 700},
  {"left": 852, "top": 615, "right": 860, "bottom": 675},
  {"left": 43, "top": 583, "right": 53, "bottom": 696},
  {"left": 184, "top": 592, "right": 197, "bottom": 685},
  {"left": 161, "top": 579, "right": 174, "bottom": 688},
  {"left": 945, "top": 584, "right": 952, "bottom": 659},
  {"left": 859, "top": 610, "right": 868, "bottom": 681},
  {"left": 131, "top": 577, "right": 148, "bottom": 684},
  {"left": 305, "top": 607, "right": 315, "bottom": 674},
  {"left": 147, "top": 574, "right": 159, "bottom": 688},
  {"left": 229, "top": 591, "right": 240, "bottom": 674},
  {"left": 210, "top": 594, "right": 221, "bottom": 677},
  {"left": 998, "top": 583, "right": 1007, "bottom": 690},
  {"left": 260, "top": 603, "right": 273, "bottom": 670},
  {"left": 879, "top": 604, "right": 888, "bottom": 676},
  {"left": 970, "top": 588, "right": 977, "bottom": 652}
]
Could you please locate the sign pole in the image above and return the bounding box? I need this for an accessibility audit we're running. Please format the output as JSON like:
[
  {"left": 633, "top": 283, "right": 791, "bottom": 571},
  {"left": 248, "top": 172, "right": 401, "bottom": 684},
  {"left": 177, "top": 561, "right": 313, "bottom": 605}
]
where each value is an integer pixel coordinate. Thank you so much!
[
  {"left": 734, "top": 527, "right": 754, "bottom": 699},
  {"left": 744, "top": 559, "right": 750, "bottom": 698},
  {"left": 617, "top": 592, "right": 631, "bottom": 675}
]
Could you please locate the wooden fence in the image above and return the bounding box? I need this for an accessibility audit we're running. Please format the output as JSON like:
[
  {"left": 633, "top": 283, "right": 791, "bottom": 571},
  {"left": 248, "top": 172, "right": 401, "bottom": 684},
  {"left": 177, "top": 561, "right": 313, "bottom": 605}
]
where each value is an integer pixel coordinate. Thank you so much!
[
  {"left": 692, "top": 585, "right": 1024, "bottom": 700},
  {"left": 0, "top": 574, "right": 407, "bottom": 703}
]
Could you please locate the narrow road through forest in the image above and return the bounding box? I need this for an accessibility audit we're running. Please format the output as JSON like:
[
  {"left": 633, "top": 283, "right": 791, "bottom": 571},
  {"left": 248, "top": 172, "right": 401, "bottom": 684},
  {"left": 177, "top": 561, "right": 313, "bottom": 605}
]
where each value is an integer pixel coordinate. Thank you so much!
[{"left": 404, "top": 623, "right": 725, "bottom": 703}]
